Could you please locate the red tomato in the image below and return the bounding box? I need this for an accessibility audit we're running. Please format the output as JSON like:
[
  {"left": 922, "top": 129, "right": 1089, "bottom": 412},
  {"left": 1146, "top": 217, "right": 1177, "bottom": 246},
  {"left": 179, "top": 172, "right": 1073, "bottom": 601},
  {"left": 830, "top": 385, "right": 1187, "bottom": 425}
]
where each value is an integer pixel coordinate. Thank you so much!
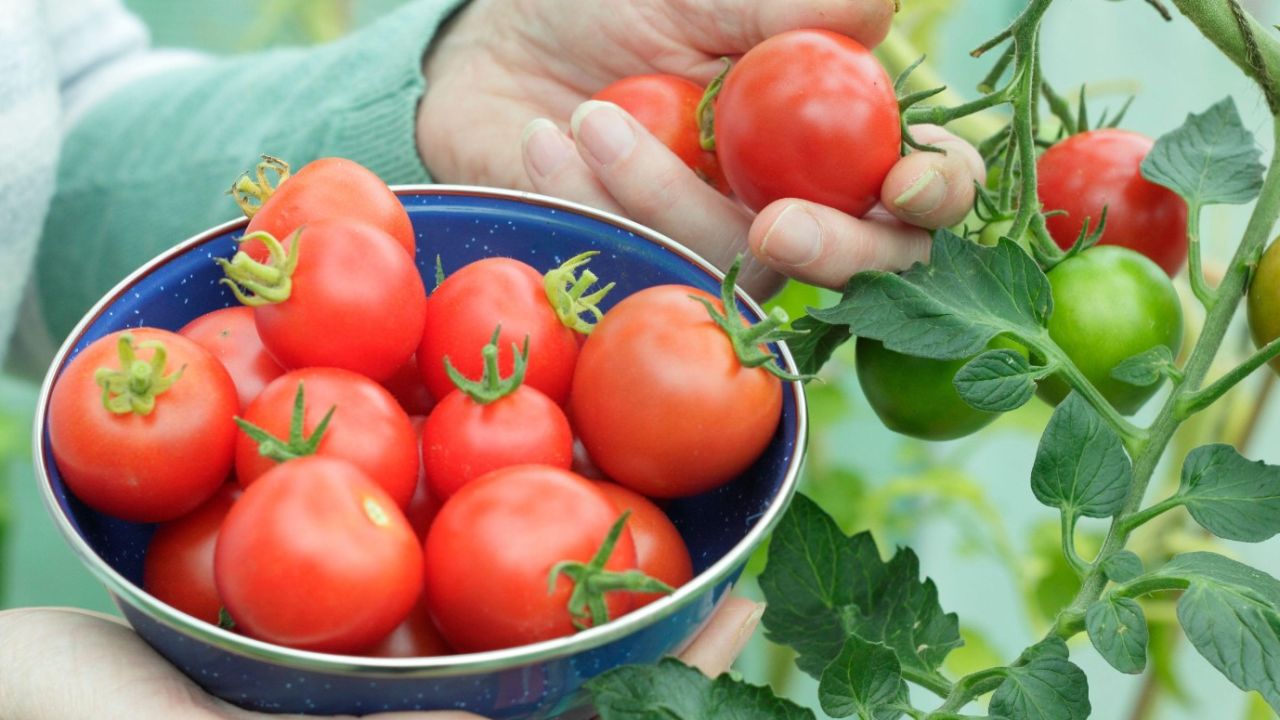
[
  {"left": 592, "top": 75, "right": 729, "bottom": 193},
  {"left": 239, "top": 157, "right": 414, "bottom": 262},
  {"left": 235, "top": 368, "right": 418, "bottom": 508},
  {"left": 179, "top": 306, "right": 284, "bottom": 411},
  {"left": 424, "top": 465, "right": 638, "bottom": 652},
  {"left": 382, "top": 356, "right": 435, "bottom": 416},
  {"left": 48, "top": 329, "right": 238, "bottom": 522},
  {"left": 366, "top": 592, "right": 453, "bottom": 658},
  {"left": 404, "top": 416, "right": 439, "bottom": 539},
  {"left": 418, "top": 258, "right": 579, "bottom": 405},
  {"left": 215, "top": 456, "right": 422, "bottom": 653},
  {"left": 594, "top": 482, "right": 692, "bottom": 608},
  {"left": 1038, "top": 129, "right": 1189, "bottom": 275},
  {"left": 224, "top": 218, "right": 426, "bottom": 382},
  {"left": 143, "top": 484, "right": 241, "bottom": 625},
  {"left": 713, "top": 29, "right": 901, "bottom": 216},
  {"left": 570, "top": 286, "right": 782, "bottom": 498}
]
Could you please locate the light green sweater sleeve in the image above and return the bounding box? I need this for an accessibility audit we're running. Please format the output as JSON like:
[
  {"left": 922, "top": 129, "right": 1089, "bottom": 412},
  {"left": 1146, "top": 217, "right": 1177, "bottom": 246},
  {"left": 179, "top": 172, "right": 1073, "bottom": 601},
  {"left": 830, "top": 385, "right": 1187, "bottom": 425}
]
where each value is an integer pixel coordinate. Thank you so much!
[{"left": 35, "top": 0, "right": 468, "bottom": 342}]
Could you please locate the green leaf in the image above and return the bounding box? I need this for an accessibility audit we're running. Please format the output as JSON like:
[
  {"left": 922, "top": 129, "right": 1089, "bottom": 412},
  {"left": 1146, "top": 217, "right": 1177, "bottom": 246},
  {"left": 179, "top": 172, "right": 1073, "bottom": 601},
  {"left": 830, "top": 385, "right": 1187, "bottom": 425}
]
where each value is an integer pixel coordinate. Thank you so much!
[
  {"left": 953, "top": 349, "right": 1038, "bottom": 411},
  {"left": 1141, "top": 98, "right": 1264, "bottom": 208},
  {"left": 588, "top": 657, "right": 816, "bottom": 720},
  {"left": 1109, "top": 345, "right": 1174, "bottom": 388},
  {"left": 810, "top": 232, "right": 1051, "bottom": 361},
  {"left": 818, "top": 636, "right": 907, "bottom": 719},
  {"left": 1152, "top": 552, "right": 1280, "bottom": 712},
  {"left": 1100, "top": 551, "right": 1144, "bottom": 582},
  {"left": 1086, "top": 596, "right": 1149, "bottom": 674},
  {"left": 1030, "top": 394, "right": 1131, "bottom": 519},
  {"left": 989, "top": 640, "right": 1091, "bottom": 720},
  {"left": 783, "top": 315, "right": 853, "bottom": 377},
  {"left": 759, "top": 494, "right": 961, "bottom": 681},
  {"left": 1177, "top": 444, "right": 1280, "bottom": 541}
]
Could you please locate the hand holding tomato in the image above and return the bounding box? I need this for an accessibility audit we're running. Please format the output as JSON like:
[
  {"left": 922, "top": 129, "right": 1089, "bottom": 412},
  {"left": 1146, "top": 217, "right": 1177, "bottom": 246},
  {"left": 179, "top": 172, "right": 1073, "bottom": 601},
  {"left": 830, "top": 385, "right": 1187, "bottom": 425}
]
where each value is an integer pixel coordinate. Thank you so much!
[{"left": 417, "top": 0, "right": 984, "bottom": 296}]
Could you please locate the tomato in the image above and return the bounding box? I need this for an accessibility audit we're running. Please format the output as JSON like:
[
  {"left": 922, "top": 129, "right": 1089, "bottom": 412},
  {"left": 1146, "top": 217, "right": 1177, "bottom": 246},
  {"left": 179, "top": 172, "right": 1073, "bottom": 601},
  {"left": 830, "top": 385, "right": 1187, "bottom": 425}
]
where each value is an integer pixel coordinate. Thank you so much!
[
  {"left": 236, "top": 156, "right": 414, "bottom": 262},
  {"left": 594, "top": 482, "right": 692, "bottom": 608},
  {"left": 235, "top": 368, "right": 419, "bottom": 508},
  {"left": 404, "top": 416, "right": 440, "bottom": 539},
  {"left": 856, "top": 337, "right": 999, "bottom": 441},
  {"left": 713, "top": 29, "right": 900, "bottom": 216},
  {"left": 382, "top": 356, "right": 435, "bottom": 416},
  {"left": 978, "top": 218, "right": 1032, "bottom": 254},
  {"left": 215, "top": 456, "right": 422, "bottom": 653},
  {"left": 48, "top": 329, "right": 237, "bottom": 523},
  {"left": 1037, "top": 246, "right": 1183, "bottom": 414},
  {"left": 418, "top": 258, "right": 580, "bottom": 405},
  {"left": 366, "top": 592, "right": 452, "bottom": 658},
  {"left": 423, "top": 335, "right": 573, "bottom": 500},
  {"left": 423, "top": 465, "right": 638, "bottom": 652},
  {"left": 1038, "top": 129, "right": 1189, "bottom": 275},
  {"left": 143, "top": 484, "right": 241, "bottom": 625},
  {"left": 570, "top": 285, "right": 782, "bottom": 498},
  {"left": 179, "top": 306, "right": 284, "bottom": 411},
  {"left": 220, "top": 218, "right": 426, "bottom": 382},
  {"left": 592, "top": 75, "right": 729, "bottom": 193},
  {"left": 1248, "top": 237, "right": 1280, "bottom": 373}
]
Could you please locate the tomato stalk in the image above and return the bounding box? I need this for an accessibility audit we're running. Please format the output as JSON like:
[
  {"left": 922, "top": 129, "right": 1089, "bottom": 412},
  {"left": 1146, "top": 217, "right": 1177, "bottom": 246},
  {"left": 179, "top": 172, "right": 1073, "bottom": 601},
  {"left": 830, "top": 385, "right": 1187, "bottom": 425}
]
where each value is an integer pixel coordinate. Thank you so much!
[
  {"left": 234, "top": 383, "right": 335, "bottom": 464},
  {"left": 692, "top": 257, "right": 808, "bottom": 382},
  {"left": 695, "top": 58, "right": 732, "bottom": 151},
  {"left": 1185, "top": 205, "right": 1217, "bottom": 309},
  {"left": 228, "top": 155, "right": 290, "bottom": 219},
  {"left": 442, "top": 326, "right": 529, "bottom": 404},
  {"left": 543, "top": 251, "right": 615, "bottom": 334},
  {"left": 216, "top": 230, "right": 301, "bottom": 306},
  {"left": 93, "top": 333, "right": 185, "bottom": 415}
]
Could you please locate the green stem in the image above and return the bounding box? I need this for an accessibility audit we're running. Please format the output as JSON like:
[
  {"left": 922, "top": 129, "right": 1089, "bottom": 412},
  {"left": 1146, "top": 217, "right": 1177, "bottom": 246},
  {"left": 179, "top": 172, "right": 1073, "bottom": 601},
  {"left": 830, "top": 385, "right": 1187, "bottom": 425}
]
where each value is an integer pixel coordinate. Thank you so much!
[
  {"left": 1112, "top": 575, "right": 1191, "bottom": 600},
  {"left": 1061, "top": 512, "right": 1091, "bottom": 576},
  {"left": 904, "top": 87, "right": 1013, "bottom": 127},
  {"left": 1036, "top": 342, "right": 1148, "bottom": 451},
  {"left": 1117, "top": 495, "right": 1184, "bottom": 534},
  {"left": 1176, "top": 334, "right": 1280, "bottom": 419},
  {"left": 905, "top": 668, "right": 955, "bottom": 700},
  {"left": 1186, "top": 205, "right": 1217, "bottom": 309},
  {"left": 1169, "top": 0, "right": 1280, "bottom": 114},
  {"left": 931, "top": 667, "right": 1008, "bottom": 715}
]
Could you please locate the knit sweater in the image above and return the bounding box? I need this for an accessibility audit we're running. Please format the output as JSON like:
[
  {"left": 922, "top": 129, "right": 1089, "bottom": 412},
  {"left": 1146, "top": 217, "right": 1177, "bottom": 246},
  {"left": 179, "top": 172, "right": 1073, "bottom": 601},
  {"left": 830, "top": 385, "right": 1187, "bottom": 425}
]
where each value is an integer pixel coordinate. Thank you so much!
[{"left": 4, "top": 0, "right": 466, "bottom": 375}]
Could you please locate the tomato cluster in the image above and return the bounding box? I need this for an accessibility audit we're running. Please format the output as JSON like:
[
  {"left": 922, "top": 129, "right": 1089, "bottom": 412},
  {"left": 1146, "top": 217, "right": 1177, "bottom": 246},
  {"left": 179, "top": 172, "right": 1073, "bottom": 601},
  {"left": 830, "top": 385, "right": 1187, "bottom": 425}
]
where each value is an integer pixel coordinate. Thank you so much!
[{"left": 48, "top": 157, "right": 790, "bottom": 657}]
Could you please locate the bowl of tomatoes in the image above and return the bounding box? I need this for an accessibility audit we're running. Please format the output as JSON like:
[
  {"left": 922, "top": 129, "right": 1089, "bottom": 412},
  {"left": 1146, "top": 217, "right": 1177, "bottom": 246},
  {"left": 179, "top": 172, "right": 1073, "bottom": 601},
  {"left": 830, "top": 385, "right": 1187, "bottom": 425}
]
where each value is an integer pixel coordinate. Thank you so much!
[{"left": 32, "top": 165, "right": 806, "bottom": 718}]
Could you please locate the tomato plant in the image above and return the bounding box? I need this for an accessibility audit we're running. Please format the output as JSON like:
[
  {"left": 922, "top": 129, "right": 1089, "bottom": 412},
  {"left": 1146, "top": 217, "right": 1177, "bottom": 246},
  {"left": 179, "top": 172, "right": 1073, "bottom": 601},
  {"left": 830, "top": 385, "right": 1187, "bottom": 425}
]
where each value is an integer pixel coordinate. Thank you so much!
[
  {"left": 179, "top": 306, "right": 284, "bottom": 411},
  {"left": 143, "top": 483, "right": 240, "bottom": 625},
  {"left": 218, "top": 217, "right": 426, "bottom": 382},
  {"left": 592, "top": 74, "right": 728, "bottom": 193},
  {"left": 235, "top": 368, "right": 419, "bottom": 508},
  {"left": 593, "top": 482, "right": 693, "bottom": 608},
  {"left": 1038, "top": 129, "right": 1189, "bottom": 275},
  {"left": 712, "top": 29, "right": 900, "bottom": 217},
  {"left": 48, "top": 329, "right": 238, "bottom": 523},
  {"left": 215, "top": 456, "right": 421, "bottom": 654}
]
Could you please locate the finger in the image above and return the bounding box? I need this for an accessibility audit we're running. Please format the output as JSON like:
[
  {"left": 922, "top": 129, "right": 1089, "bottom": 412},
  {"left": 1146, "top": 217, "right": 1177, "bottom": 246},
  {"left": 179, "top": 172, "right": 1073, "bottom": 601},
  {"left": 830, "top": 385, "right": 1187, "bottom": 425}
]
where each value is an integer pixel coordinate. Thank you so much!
[
  {"left": 521, "top": 118, "right": 626, "bottom": 216},
  {"left": 677, "top": 596, "right": 765, "bottom": 677},
  {"left": 749, "top": 201, "right": 931, "bottom": 289},
  {"left": 568, "top": 100, "right": 783, "bottom": 298},
  {"left": 880, "top": 124, "right": 986, "bottom": 230}
]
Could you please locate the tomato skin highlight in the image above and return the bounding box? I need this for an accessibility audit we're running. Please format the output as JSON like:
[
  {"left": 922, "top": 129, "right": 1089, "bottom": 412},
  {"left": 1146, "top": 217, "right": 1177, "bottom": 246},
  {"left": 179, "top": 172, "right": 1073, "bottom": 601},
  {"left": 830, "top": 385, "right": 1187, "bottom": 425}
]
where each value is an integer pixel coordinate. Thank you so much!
[
  {"left": 423, "top": 465, "right": 637, "bottom": 653},
  {"left": 714, "top": 29, "right": 901, "bottom": 217},
  {"left": 250, "top": 218, "right": 426, "bottom": 382},
  {"left": 418, "top": 258, "right": 579, "bottom": 406},
  {"left": 1038, "top": 129, "right": 1189, "bottom": 275},
  {"left": 49, "top": 328, "right": 238, "bottom": 523},
  {"left": 1037, "top": 246, "right": 1184, "bottom": 414},
  {"left": 856, "top": 337, "right": 999, "bottom": 441},
  {"left": 592, "top": 74, "right": 729, "bottom": 193},
  {"left": 235, "top": 368, "right": 419, "bottom": 508},
  {"left": 1248, "top": 238, "right": 1280, "bottom": 374},
  {"left": 423, "top": 385, "right": 573, "bottom": 501},
  {"left": 215, "top": 456, "right": 422, "bottom": 654},
  {"left": 594, "top": 482, "right": 692, "bottom": 608},
  {"left": 570, "top": 285, "right": 782, "bottom": 498},
  {"left": 143, "top": 483, "right": 241, "bottom": 625},
  {"left": 179, "top": 306, "right": 285, "bottom": 411},
  {"left": 242, "top": 157, "right": 415, "bottom": 262}
]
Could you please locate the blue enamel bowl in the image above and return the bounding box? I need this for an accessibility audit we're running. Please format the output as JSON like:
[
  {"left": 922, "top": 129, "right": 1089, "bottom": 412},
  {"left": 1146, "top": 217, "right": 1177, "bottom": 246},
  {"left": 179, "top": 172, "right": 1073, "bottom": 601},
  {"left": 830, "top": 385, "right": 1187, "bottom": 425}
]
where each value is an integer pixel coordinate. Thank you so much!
[{"left": 33, "top": 186, "right": 806, "bottom": 718}]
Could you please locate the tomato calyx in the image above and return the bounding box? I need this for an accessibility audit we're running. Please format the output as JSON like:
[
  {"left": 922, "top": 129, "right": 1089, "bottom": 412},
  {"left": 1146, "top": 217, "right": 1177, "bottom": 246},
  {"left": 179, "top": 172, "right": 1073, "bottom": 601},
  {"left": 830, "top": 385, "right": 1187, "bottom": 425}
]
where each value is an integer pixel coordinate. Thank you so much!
[
  {"left": 216, "top": 230, "right": 301, "bottom": 307},
  {"left": 543, "top": 251, "right": 616, "bottom": 333},
  {"left": 692, "top": 257, "right": 809, "bottom": 382},
  {"left": 93, "top": 333, "right": 185, "bottom": 415},
  {"left": 218, "top": 607, "right": 236, "bottom": 630},
  {"left": 695, "top": 58, "right": 732, "bottom": 151},
  {"left": 547, "top": 511, "right": 673, "bottom": 631},
  {"left": 234, "top": 383, "right": 336, "bottom": 464},
  {"left": 228, "top": 155, "right": 291, "bottom": 219},
  {"left": 443, "top": 326, "right": 530, "bottom": 405}
]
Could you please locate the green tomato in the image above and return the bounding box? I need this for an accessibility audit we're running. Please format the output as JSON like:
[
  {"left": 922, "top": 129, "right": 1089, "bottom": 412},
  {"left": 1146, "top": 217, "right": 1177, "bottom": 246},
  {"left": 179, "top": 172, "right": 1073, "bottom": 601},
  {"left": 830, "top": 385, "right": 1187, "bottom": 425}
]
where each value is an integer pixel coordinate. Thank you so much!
[
  {"left": 856, "top": 336, "right": 1023, "bottom": 441},
  {"left": 1036, "top": 246, "right": 1183, "bottom": 414},
  {"left": 1247, "top": 237, "right": 1280, "bottom": 373},
  {"left": 978, "top": 218, "right": 1031, "bottom": 253}
]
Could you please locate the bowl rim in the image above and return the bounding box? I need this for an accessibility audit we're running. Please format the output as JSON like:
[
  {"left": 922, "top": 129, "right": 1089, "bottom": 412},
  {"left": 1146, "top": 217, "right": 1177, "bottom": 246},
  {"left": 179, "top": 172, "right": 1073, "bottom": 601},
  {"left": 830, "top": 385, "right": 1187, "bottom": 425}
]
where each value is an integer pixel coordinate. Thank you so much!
[{"left": 32, "top": 184, "right": 807, "bottom": 678}]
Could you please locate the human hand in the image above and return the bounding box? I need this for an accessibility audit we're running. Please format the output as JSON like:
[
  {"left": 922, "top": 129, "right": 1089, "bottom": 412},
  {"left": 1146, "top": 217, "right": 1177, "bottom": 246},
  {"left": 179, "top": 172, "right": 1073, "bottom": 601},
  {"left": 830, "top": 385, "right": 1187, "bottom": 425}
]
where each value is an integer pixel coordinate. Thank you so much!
[
  {"left": 417, "top": 0, "right": 984, "bottom": 297},
  {"left": 0, "top": 597, "right": 762, "bottom": 719}
]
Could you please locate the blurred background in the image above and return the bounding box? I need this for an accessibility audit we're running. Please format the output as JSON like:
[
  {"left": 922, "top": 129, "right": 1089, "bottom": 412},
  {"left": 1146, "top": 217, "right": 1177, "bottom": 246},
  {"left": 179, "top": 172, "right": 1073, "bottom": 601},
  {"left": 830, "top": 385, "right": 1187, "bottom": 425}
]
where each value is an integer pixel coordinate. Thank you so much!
[{"left": 2, "top": 1, "right": 1279, "bottom": 718}]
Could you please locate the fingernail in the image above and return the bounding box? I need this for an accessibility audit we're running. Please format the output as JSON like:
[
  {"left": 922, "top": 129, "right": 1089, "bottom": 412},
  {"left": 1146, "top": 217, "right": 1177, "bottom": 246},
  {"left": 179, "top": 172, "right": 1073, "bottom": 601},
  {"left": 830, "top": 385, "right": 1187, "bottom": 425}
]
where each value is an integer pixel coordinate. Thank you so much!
[
  {"left": 522, "top": 118, "right": 572, "bottom": 179},
  {"left": 893, "top": 167, "right": 947, "bottom": 215},
  {"left": 729, "top": 602, "right": 766, "bottom": 659},
  {"left": 759, "top": 205, "right": 823, "bottom": 267},
  {"left": 571, "top": 100, "right": 636, "bottom": 166}
]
